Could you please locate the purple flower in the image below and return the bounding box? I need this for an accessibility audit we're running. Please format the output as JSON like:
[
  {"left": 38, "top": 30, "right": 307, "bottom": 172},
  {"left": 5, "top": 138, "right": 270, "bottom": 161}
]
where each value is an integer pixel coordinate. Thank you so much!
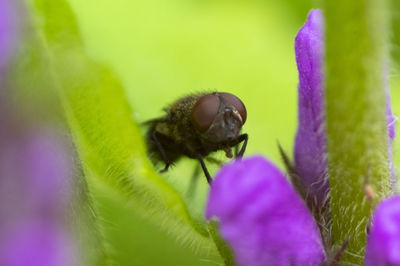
[
  {"left": 22, "top": 131, "right": 73, "bottom": 212},
  {"left": 365, "top": 196, "right": 400, "bottom": 265},
  {"left": 0, "top": 1, "right": 77, "bottom": 263},
  {"left": 293, "top": 9, "right": 328, "bottom": 205},
  {"left": 0, "top": 126, "right": 77, "bottom": 266},
  {"left": 293, "top": 9, "right": 395, "bottom": 204},
  {"left": 0, "top": 220, "right": 75, "bottom": 266},
  {"left": 206, "top": 156, "right": 326, "bottom": 266},
  {"left": 0, "top": 0, "right": 18, "bottom": 71},
  {"left": 206, "top": 9, "right": 397, "bottom": 265}
]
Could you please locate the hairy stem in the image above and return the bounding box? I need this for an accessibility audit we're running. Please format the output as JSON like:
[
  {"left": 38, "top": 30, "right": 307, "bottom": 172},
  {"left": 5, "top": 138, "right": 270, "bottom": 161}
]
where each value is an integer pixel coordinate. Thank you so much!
[{"left": 323, "top": 0, "right": 390, "bottom": 264}]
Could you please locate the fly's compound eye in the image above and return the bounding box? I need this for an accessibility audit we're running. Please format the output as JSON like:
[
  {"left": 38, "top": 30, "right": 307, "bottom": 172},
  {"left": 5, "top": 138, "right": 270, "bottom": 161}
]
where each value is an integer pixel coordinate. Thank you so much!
[
  {"left": 191, "top": 94, "right": 220, "bottom": 132},
  {"left": 219, "top": 92, "right": 247, "bottom": 124}
]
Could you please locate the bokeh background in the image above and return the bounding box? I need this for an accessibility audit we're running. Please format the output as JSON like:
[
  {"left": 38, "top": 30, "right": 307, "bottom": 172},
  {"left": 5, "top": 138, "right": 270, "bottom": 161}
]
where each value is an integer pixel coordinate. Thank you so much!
[{"left": 3, "top": 0, "right": 400, "bottom": 265}]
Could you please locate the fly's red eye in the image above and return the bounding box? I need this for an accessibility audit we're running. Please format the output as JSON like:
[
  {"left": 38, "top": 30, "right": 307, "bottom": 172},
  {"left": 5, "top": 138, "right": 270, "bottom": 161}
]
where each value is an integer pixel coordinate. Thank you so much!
[
  {"left": 220, "top": 92, "right": 247, "bottom": 124},
  {"left": 191, "top": 94, "right": 220, "bottom": 132}
]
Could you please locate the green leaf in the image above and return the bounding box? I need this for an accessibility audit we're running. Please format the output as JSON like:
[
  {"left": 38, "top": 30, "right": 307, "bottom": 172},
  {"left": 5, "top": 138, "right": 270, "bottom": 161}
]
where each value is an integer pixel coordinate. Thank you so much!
[
  {"left": 29, "top": 0, "right": 227, "bottom": 264},
  {"left": 324, "top": 0, "right": 390, "bottom": 264}
]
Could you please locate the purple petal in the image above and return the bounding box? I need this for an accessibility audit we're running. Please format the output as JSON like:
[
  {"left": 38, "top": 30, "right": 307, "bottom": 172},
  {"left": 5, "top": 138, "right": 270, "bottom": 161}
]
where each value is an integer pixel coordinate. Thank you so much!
[
  {"left": 294, "top": 9, "right": 328, "bottom": 204},
  {"left": 0, "top": 0, "right": 18, "bottom": 71},
  {"left": 0, "top": 220, "right": 76, "bottom": 266},
  {"left": 206, "top": 155, "right": 326, "bottom": 266},
  {"left": 0, "top": 128, "right": 78, "bottom": 265},
  {"left": 0, "top": 111, "right": 77, "bottom": 264},
  {"left": 22, "top": 130, "right": 73, "bottom": 211},
  {"left": 0, "top": 128, "right": 73, "bottom": 219},
  {"left": 365, "top": 196, "right": 400, "bottom": 265}
]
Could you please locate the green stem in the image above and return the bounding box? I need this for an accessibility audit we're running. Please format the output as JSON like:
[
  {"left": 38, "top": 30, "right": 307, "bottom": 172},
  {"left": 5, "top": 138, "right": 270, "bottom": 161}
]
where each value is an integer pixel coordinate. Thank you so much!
[{"left": 323, "top": 0, "right": 390, "bottom": 264}]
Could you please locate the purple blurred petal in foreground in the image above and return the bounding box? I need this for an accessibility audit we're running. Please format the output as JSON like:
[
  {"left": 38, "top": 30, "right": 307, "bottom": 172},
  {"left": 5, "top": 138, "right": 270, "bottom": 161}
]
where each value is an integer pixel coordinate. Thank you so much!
[
  {"left": 0, "top": 108, "right": 76, "bottom": 265},
  {"left": 365, "top": 196, "right": 400, "bottom": 265},
  {"left": 0, "top": 0, "right": 18, "bottom": 71},
  {"left": 206, "top": 156, "right": 325, "bottom": 266},
  {"left": 0, "top": 2, "right": 77, "bottom": 264},
  {"left": 294, "top": 9, "right": 328, "bottom": 204},
  {"left": 0, "top": 128, "right": 73, "bottom": 219},
  {"left": 0, "top": 129, "right": 77, "bottom": 266},
  {"left": 23, "top": 130, "right": 73, "bottom": 211},
  {"left": 0, "top": 220, "right": 75, "bottom": 266}
]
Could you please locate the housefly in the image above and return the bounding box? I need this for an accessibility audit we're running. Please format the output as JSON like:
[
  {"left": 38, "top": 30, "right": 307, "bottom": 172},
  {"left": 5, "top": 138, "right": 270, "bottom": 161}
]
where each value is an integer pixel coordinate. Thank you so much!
[{"left": 145, "top": 92, "right": 248, "bottom": 184}]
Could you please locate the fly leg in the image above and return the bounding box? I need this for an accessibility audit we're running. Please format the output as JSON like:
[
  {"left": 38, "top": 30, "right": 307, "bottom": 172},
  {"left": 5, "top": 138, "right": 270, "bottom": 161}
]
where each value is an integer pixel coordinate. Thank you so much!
[
  {"left": 197, "top": 155, "right": 213, "bottom": 185},
  {"left": 152, "top": 131, "right": 170, "bottom": 173},
  {"left": 233, "top": 133, "right": 248, "bottom": 158},
  {"left": 187, "top": 163, "right": 201, "bottom": 198},
  {"left": 188, "top": 156, "right": 222, "bottom": 191}
]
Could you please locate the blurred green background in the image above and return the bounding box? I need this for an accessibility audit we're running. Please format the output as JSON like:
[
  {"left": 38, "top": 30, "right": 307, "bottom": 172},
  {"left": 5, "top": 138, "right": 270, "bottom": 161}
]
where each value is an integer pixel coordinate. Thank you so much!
[{"left": 25, "top": 0, "right": 400, "bottom": 264}]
